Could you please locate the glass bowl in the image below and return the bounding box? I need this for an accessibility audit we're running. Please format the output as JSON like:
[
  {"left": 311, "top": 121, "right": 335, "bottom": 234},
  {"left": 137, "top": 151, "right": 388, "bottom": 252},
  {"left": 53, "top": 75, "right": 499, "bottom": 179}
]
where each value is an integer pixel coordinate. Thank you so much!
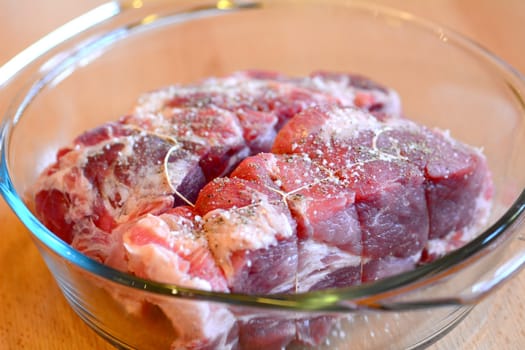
[{"left": 1, "top": 0, "right": 525, "bottom": 349}]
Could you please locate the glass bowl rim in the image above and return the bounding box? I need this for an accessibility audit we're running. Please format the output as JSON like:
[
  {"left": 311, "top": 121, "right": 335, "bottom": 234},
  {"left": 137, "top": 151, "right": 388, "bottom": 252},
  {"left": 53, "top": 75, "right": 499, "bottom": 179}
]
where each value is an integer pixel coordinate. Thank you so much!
[{"left": 1, "top": 0, "right": 525, "bottom": 312}]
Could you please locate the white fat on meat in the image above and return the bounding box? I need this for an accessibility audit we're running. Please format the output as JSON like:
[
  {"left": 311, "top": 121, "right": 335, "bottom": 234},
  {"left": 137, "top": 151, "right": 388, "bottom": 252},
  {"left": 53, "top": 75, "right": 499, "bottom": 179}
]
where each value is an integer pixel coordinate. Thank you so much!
[
  {"left": 164, "top": 154, "right": 200, "bottom": 187},
  {"left": 133, "top": 79, "right": 271, "bottom": 117},
  {"left": 319, "top": 107, "right": 385, "bottom": 142},
  {"left": 121, "top": 214, "right": 212, "bottom": 290},
  {"left": 426, "top": 191, "right": 492, "bottom": 258},
  {"left": 166, "top": 300, "right": 237, "bottom": 350},
  {"left": 203, "top": 199, "right": 294, "bottom": 280},
  {"left": 296, "top": 240, "right": 361, "bottom": 292},
  {"left": 307, "top": 75, "right": 402, "bottom": 116},
  {"left": 117, "top": 214, "right": 238, "bottom": 348},
  {"left": 101, "top": 136, "right": 174, "bottom": 221},
  {"left": 32, "top": 148, "right": 96, "bottom": 224}
]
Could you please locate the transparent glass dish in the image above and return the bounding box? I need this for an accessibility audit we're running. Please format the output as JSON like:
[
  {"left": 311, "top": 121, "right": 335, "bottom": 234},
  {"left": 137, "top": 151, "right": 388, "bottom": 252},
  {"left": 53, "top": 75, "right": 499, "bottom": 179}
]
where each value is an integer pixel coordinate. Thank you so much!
[{"left": 1, "top": 0, "right": 525, "bottom": 349}]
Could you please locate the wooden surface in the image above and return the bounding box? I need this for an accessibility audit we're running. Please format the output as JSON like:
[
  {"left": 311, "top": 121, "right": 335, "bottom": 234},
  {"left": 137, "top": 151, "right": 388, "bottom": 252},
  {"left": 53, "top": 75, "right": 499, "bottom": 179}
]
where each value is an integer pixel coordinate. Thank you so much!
[{"left": 1, "top": 1, "right": 524, "bottom": 349}]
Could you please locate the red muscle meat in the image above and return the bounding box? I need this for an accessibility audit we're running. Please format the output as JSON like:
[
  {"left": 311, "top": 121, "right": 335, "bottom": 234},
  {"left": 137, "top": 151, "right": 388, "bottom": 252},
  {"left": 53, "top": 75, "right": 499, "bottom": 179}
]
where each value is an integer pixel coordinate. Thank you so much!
[
  {"left": 230, "top": 153, "right": 362, "bottom": 290},
  {"left": 31, "top": 71, "right": 492, "bottom": 350},
  {"left": 196, "top": 177, "right": 298, "bottom": 295},
  {"left": 34, "top": 122, "right": 184, "bottom": 259},
  {"left": 273, "top": 105, "right": 491, "bottom": 280},
  {"left": 121, "top": 106, "right": 249, "bottom": 181},
  {"left": 232, "top": 69, "right": 402, "bottom": 120},
  {"left": 133, "top": 74, "right": 337, "bottom": 154},
  {"left": 107, "top": 206, "right": 238, "bottom": 349}
]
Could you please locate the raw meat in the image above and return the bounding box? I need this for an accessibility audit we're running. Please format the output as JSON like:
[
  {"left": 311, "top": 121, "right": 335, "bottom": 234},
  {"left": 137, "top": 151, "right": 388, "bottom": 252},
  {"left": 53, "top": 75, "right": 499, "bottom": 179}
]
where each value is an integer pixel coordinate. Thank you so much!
[
  {"left": 108, "top": 206, "right": 239, "bottom": 349},
  {"left": 121, "top": 105, "right": 250, "bottom": 181},
  {"left": 132, "top": 73, "right": 337, "bottom": 153},
  {"left": 31, "top": 70, "right": 492, "bottom": 350},
  {"left": 229, "top": 153, "right": 362, "bottom": 291},
  {"left": 34, "top": 122, "right": 186, "bottom": 257},
  {"left": 232, "top": 70, "right": 402, "bottom": 120},
  {"left": 198, "top": 178, "right": 298, "bottom": 294},
  {"left": 272, "top": 105, "right": 492, "bottom": 279}
]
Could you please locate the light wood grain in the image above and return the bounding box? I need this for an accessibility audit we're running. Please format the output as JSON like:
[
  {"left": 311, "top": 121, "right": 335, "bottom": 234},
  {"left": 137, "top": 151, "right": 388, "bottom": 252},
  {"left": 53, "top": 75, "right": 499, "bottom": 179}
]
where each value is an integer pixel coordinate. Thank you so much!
[{"left": 1, "top": 1, "right": 524, "bottom": 349}]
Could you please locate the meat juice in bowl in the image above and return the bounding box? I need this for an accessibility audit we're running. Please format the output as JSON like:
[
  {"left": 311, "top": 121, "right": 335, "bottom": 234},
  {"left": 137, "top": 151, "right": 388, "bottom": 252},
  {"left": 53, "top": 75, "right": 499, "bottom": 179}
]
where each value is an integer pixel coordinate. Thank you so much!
[{"left": 1, "top": 1, "right": 525, "bottom": 349}]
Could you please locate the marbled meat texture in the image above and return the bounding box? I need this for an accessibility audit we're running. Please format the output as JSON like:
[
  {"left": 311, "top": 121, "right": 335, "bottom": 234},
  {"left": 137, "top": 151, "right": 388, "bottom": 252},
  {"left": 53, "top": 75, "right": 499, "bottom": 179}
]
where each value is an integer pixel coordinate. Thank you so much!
[{"left": 32, "top": 70, "right": 492, "bottom": 350}]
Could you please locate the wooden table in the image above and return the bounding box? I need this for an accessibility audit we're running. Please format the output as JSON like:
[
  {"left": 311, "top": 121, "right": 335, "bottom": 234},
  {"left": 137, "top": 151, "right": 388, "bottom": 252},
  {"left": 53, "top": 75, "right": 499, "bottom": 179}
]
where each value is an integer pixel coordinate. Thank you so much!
[{"left": 1, "top": 1, "right": 524, "bottom": 349}]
